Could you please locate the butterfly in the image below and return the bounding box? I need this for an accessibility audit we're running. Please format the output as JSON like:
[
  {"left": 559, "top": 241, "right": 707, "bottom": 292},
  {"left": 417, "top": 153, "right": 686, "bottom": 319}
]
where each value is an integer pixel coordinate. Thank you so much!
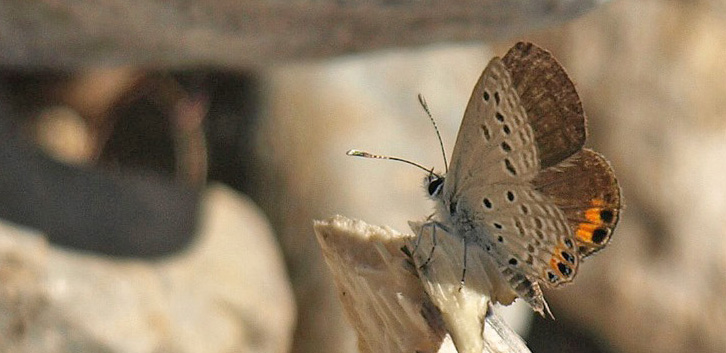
[{"left": 350, "top": 42, "right": 621, "bottom": 317}]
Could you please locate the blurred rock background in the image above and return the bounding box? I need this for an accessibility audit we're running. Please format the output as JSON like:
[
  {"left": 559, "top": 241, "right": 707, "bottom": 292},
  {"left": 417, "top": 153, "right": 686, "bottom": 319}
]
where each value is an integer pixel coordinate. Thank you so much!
[{"left": 2, "top": 0, "right": 726, "bottom": 352}]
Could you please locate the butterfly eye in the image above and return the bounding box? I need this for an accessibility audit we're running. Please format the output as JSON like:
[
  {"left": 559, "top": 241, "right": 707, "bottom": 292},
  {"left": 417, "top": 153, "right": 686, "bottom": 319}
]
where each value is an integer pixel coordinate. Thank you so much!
[{"left": 427, "top": 176, "right": 444, "bottom": 197}]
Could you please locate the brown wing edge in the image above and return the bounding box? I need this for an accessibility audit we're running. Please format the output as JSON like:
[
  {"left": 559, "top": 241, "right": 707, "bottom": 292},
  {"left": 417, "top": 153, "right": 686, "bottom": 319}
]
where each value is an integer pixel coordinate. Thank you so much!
[{"left": 502, "top": 41, "right": 587, "bottom": 169}]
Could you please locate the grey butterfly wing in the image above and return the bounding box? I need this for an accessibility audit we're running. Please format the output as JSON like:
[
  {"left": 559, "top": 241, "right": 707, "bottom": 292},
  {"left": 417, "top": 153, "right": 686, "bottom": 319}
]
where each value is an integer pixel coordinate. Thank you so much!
[
  {"left": 441, "top": 57, "right": 579, "bottom": 291},
  {"left": 446, "top": 57, "right": 538, "bottom": 189},
  {"left": 461, "top": 183, "right": 579, "bottom": 288}
]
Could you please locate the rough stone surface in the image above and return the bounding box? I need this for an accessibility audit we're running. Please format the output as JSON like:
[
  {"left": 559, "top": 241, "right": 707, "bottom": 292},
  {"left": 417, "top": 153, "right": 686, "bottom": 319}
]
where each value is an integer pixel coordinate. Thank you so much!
[
  {"left": 0, "top": 184, "right": 295, "bottom": 353},
  {"left": 0, "top": 0, "right": 605, "bottom": 68}
]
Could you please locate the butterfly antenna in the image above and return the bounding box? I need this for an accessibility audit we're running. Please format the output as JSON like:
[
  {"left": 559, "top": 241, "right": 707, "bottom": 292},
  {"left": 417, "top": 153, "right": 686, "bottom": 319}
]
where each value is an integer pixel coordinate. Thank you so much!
[
  {"left": 417, "top": 94, "right": 448, "bottom": 173},
  {"left": 346, "top": 150, "right": 433, "bottom": 174}
]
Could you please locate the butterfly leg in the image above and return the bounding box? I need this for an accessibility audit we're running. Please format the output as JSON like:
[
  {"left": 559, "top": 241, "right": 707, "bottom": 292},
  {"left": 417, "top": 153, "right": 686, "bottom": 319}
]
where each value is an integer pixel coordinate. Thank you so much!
[
  {"left": 460, "top": 238, "right": 469, "bottom": 286},
  {"left": 415, "top": 221, "right": 438, "bottom": 269},
  {"left": 412, "top": 213, "right": 437, "bottom": 254},
  {"left": 415, "top": 219, "right": 450, "bottom": 270},
  {"left": 421, "top": 222, "right": 441, "bottom": 269}
]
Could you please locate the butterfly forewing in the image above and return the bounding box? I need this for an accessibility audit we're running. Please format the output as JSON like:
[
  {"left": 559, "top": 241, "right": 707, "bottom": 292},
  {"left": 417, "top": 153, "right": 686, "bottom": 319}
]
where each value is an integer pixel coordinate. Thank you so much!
[
  {"left": 501, "top": 42, "right": 587, "bottom": 169},
  {"left": 445, "top": 57, "right": 539, "bottom": 196}
]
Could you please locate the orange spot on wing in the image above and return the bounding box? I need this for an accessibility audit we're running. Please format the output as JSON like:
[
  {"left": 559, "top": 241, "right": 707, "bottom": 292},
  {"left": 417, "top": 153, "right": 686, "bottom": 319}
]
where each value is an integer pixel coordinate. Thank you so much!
[
  {"left": 549, "top": 257, "right": 559, "bottom": 273},
  {"left": 576, "top": 222, "right": 597, "bottom": 243},
  {"left": 578, "top": 199, "right": 608, "bottom": 243},
  {"left": 548, "top": 242, "right": 576, "bottom": 277},
  {"left": 578, "top": 222, "right": 598, "bottom": 233},
  {"left": 585, "top": 207, "right": 602, "bottom": 223}
]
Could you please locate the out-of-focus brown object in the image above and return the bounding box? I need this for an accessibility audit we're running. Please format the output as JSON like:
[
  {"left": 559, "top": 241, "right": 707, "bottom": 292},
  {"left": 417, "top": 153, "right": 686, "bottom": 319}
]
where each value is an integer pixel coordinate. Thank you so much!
[
  {"left": 0, "top": 184, "right": 295, "bottom": 353},
  {"left": 0, "top": 0, "right": 607, "bottom": 68},
  {"left": 0, "top": 72, "right": 208, "bottom": 257}
]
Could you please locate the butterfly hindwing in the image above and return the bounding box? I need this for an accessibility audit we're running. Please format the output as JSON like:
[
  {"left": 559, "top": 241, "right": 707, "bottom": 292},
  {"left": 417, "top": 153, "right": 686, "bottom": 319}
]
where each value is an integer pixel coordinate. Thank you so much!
[
  {"left": 462, "top": 183, "right": 580, "bottom": 288},
  {"left": 533, "top": 149, "right": 622, "bottom": 257}
]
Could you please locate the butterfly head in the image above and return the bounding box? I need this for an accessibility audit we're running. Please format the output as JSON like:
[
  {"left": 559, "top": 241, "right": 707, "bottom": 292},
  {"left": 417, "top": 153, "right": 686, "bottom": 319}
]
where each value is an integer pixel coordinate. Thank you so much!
[{"left": 425, "top": 171, "right": 445, "bottom": 199}]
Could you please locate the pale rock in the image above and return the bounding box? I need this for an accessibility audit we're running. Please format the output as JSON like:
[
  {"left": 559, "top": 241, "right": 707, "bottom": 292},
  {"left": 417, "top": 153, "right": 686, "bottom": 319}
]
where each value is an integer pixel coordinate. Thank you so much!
[{"left": 0, "top": 184, "right": 295, "bottom": 353}]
